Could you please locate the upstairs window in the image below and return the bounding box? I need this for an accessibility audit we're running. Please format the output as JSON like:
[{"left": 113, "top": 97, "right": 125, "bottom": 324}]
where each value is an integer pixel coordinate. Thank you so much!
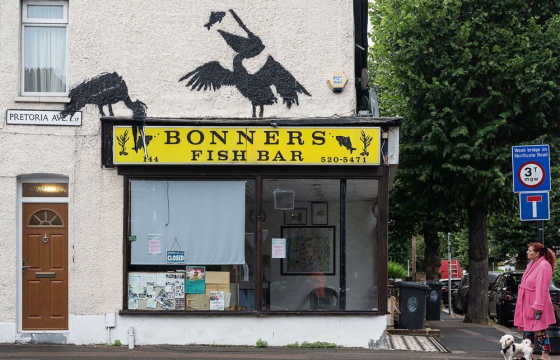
[{"left": 21, "top": 1, "right": 68, "bottom": 96}]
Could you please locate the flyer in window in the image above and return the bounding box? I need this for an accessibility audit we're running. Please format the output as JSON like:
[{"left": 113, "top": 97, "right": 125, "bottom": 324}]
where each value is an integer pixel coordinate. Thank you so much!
[
  {"left": 271, "top": 238, "right": 286, "bottom": 258},
  {"left": 209, "top": 291, "right": 225, "bottom": 310},
  {"left": 148, "top": 234, "right": 162, "bottom": 255},
  {"left": 186, "top": 266, "right": 206, "bottom": 294}
]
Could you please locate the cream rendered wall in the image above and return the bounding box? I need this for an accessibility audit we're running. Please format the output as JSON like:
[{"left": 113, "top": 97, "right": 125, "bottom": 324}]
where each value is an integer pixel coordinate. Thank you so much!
[
  {"left": 67, "top": 0, "right": 356, "bottom": 119},
  {"left": 0, "top": 0, "right": 386, "bottom": 348}
]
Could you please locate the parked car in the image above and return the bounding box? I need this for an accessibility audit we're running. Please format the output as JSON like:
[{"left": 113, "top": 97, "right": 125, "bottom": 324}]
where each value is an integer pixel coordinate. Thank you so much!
[
  {"left": 488, "top": 271, "right": 501, "bottom": 290},
  {"left": 487, "top": 271, "right": 524, "bottom": 325},
  {"left": 440, "top": 278, "right": 462, "bottom": 307},
  {"left": 451, "top": 271, "right": 502, "bottom": 314},
  {"left": 488, "top": 271, "right": 560, "bottom": 326}
]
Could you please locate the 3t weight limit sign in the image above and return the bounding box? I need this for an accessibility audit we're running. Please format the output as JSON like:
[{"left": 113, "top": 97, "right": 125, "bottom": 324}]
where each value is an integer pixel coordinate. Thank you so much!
[
  {"left": 512, "top": 145, "right": 551, "bottom": 192},
  {"left": 518, "top": 162, "right": 546, "bottom": 188}
]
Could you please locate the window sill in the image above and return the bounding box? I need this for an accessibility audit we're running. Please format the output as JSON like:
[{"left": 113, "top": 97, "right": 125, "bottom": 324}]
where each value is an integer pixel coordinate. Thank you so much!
[
  {"left": 15, "top": 96, "right": 70, "bottom": 104},
  {"left": 119, "top": 309, "right": 382, "bottom": 316}
]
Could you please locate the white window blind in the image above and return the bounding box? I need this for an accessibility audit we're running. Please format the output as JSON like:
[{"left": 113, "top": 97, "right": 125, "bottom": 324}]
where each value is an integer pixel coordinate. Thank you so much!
[{"left": 130, "top": 180, "right": 246, "bottom": 265}]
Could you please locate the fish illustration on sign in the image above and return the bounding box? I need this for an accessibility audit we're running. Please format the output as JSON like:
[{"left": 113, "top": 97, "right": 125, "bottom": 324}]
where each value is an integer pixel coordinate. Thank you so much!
[
  {"left": 335, "top": 136, "right": 357, "bottom": 154},
  {"left": 204, "top": 11, "right": 226, "bottom": 30},
  {"left": 135, "top": 135, "right": 154, "bottom": 152}
]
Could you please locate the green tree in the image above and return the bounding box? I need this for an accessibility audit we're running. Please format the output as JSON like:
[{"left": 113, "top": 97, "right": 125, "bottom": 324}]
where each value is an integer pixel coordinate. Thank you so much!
[{"left": 370, "top": 0, "right": 560, "bottom": 323}]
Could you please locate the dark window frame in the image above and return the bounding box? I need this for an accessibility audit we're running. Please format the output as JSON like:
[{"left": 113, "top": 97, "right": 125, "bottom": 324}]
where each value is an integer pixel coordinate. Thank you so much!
[{"left": 118, "top": 166, "right": 388, "bottom": 316}]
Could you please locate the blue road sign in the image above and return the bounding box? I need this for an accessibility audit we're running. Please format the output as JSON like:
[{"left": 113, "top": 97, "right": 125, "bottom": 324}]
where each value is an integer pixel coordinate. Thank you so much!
[
  {"left": 519, "top": 192, "right": 550, "bottom": 221},
  {"left": 512, "top": 145, "right": 551, "bottom": 192}
]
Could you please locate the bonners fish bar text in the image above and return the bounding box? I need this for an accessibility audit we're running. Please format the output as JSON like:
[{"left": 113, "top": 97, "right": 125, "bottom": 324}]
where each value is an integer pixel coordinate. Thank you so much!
[{"left": 113, "top": 126, "right": 381, "bottom": 165}]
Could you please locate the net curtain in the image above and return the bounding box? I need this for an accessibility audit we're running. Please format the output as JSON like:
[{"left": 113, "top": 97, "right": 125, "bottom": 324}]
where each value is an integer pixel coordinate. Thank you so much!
[{"left": 24, "top": 5, "right": 66, "bottom": 93}]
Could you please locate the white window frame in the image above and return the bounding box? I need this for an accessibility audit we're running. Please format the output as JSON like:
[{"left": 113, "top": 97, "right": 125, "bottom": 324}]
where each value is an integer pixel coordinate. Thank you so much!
[{"left": 21, "top": 0, "right": 68, "bottom": 97}]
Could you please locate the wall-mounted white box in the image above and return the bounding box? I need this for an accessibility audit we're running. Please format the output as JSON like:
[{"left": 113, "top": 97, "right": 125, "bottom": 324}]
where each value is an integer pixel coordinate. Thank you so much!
[{"left": 105, "top": 313, "right": 116, "bottom": 328}]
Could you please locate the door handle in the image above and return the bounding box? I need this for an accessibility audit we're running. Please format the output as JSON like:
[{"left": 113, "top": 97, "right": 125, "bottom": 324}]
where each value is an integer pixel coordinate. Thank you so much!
[{"left": 22, "top": 259, "right": 32, "bottom": 275}]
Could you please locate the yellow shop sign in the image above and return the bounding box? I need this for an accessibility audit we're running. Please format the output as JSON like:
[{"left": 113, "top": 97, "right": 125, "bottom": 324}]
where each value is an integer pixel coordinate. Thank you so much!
[{"left": 113, "top": 126, "right": 380, "bottom": 165}]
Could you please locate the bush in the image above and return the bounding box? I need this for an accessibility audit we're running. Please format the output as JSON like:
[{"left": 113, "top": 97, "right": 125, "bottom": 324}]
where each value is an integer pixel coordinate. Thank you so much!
[
  {"left": 388, "top": 260, "right": 407, "bottom": 279},
  {"left": 553, "top": 265, "right": 560, "bottom": 288},
  {"left": 300, "top": 341, "right": 340, "bottom": 348}
]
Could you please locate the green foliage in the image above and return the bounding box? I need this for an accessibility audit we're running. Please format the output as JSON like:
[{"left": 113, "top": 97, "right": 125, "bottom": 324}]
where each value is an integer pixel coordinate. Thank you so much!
[
  {"left": 388, "top": 260, "right": 407, "bottom": 279},
  {"left": 256, "top": 339, "right": 268, "bottom": 348},
  {"left": 299, "top": 341, "right": 341, "bottom": 348},
  {"left": 553, "top": 265, "right": 560, "bottom": 288},
  {"left": 113, "top": 339, "right": 121, "bottom": 346},
  {"left": 369, "top": 0, "right": 560, "bottom": 321},
  {"left": 285, "top": 341, "right": 340, "bottom": 348}
]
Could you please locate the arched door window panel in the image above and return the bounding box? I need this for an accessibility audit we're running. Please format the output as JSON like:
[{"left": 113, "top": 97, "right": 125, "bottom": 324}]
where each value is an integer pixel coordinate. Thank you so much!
[
  {"left": 27, "top": 209, "right": 64, "bottom": 227},
  {"left": 22, "top": 183, "right": 68, "bottom": 197}
]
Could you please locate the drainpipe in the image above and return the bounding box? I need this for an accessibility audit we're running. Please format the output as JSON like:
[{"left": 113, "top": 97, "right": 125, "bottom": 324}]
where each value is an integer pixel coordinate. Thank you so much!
[{"left": 128, "top": 327, "right": 135, "bottom": 349}]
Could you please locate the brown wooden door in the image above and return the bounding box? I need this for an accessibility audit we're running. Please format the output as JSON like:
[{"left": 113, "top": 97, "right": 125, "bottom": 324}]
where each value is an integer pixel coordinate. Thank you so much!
[{"left": 22, "top": 203, "right": 68, "bottom": 330}]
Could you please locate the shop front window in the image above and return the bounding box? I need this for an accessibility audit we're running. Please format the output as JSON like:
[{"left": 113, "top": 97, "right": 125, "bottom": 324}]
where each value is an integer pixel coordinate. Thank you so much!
[
  {"left": 127, "top": 179, "right": 252, "bottom": 311},
  {"left": 261, "top": 179, "right": 378, "bottom": 311},
  {"left": 126, "top": 177, "right": 378, "bottom": 312}
]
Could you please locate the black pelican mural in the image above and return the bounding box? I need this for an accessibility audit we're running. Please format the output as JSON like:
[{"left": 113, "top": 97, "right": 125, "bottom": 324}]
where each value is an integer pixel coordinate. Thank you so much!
[
  {"left": 179, "top": 9, "right": 311, "bottom": 118},
  {"left": 60, "top": 72, "right": 149, "bottom": 158}
]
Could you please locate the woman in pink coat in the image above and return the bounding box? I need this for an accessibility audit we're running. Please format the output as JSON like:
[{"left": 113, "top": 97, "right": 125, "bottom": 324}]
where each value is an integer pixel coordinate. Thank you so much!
[{"left": 513, "top": 242, "right": 557, "bottom": 360}]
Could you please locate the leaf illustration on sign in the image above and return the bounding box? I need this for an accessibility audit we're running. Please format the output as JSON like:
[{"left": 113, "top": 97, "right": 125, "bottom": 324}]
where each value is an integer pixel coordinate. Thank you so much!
[
  {"left": 117, "top": 129, "right": 130, "bottom": 156},
  {"left": 360, "top": 130, "right": 372, "bottom": 156},
  {"left": 179, "top": 9, "right": 311, "bottom": 118}
]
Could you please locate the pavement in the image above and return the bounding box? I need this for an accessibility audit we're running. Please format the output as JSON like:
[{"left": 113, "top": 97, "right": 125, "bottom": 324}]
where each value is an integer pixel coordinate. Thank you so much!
[{"left": 1, "top": 309, "right": 560, "bottom": 359}]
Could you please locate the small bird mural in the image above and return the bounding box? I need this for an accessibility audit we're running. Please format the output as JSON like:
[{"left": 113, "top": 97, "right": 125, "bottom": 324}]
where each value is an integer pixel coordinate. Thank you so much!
[{"left": 180, "top": 9, "right": 311, "bottom": 118}]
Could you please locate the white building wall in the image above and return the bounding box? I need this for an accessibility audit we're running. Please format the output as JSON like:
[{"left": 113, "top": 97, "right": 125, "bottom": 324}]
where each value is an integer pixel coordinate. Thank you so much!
[
  {"left": 69, "top": 0, "right": 356, "bottom": 119},
  {"left": 0, "top": 0, "right": 386, "bottom": 347}
]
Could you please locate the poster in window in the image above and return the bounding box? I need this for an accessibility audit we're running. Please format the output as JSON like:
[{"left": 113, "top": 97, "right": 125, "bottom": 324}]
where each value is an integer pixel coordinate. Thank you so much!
[
  {"left": 281, "top": 226, "right": 335, "bottom": 275},
  {"left": 186, "top": 266, "right": 206, "bottom": 294},
  {"left": 209, "top": 291, "right": 225, "bottom": 310},
  {"left": 271, "top": 238, "right": 286, "bottom": 258},
  {"left": 147, "top": 234, "right": 162, "bottom": 254}
]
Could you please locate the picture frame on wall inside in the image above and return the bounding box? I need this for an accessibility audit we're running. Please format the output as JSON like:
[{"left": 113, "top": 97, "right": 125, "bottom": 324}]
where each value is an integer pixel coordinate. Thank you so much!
[
  {"left": 284, "top": 208, "right": 307, "bottom": 225},
  {"left": 311, "top": 202, "right": 328, "bottom": 225},
  {"left": 281, "top": 226, "right": 335, "bottom": 275}
]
